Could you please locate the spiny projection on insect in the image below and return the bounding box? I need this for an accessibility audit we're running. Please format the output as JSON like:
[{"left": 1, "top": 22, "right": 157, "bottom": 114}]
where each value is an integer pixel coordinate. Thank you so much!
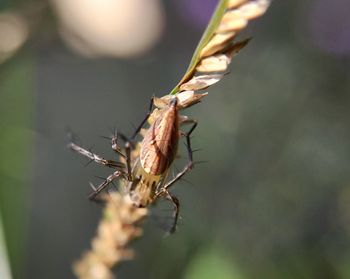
[{"left": 68, "top": 0, "right": 271, "bottom": 233}]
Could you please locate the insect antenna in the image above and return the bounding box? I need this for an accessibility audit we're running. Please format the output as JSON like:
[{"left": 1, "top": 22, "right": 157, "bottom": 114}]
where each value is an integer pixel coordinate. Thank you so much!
[{"left": 130, "top": 96, "right": 154, "bottom": 140}]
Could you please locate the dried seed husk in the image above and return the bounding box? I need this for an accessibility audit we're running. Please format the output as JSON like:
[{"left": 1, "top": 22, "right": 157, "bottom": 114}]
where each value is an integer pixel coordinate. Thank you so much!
[
  {"left": 196, "top": 54, "right": 231, "bottom": 73},
  {"left": 200, "top": 32, "right": 236, "bottom": 57},
  {"left": 180, "top": 74, "right": 223, "bottom": 91},
  {"left": 227, "top": 0, "right": 247, "bottom": 9},
  {"left": 238, "top": 0, "right": 270, "bottom": 19},
  {"left": 171, "top": 0, "right": 271, "bottom": 95},
  {"left": 217, "top": 10, "right": 248, "bottom": 32}
]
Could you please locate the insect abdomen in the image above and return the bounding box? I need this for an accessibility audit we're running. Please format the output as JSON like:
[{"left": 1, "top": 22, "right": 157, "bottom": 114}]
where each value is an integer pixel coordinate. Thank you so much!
[{"left": 128, "top": 161, "right": 161, "bottom": 207}]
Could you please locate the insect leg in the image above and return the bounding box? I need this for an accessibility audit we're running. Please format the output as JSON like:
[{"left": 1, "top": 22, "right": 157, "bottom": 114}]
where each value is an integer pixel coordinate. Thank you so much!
[
  {"left": 182, "top": 120, "right": 197, "bottom": 163},
  {"left": 88, "top": 170, "right": 123, "bottom": 200},
  {"left": 109, "top": 129, "right": 126, "bottom": 158},
  {"left": 161, "top": 189, "right": 180, "bottom": 234},
  {"left": 107, "top": 97, "right": 154, "bottom": 179},
  {"left": 109, "top": 130, "right": 133, "bottom": 181},
  {"left": 68, "top": 141, "right": 125, "bottom": 169},
  {"left": 162, "top": 120, "right": 197, "bottom": 190},
  {"left": 109, "top": 96, "right": 154, "bottom": 176},
  {"left": 130, "top": 96, "right": 154, "bottom": 139},
  {"left": 124, "top": 141, "right": 132, "bottom": 181}
]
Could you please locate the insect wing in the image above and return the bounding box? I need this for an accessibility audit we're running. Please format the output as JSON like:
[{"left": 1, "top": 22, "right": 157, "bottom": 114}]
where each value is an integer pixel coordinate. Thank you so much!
[{"left": 140, "top": 104, "right": 179, "bottom": 175}]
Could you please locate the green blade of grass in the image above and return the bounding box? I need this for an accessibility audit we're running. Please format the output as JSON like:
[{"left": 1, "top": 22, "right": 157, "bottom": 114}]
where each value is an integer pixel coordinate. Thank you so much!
[{"left": 0, "top": 52, "right": 33, "bottom": 279}]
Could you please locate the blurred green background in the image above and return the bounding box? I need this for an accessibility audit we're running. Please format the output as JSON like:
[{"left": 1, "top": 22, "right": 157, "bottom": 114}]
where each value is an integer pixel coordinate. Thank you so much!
[{"left": 1, "top": 0, "right": 350, "bottom": 278}]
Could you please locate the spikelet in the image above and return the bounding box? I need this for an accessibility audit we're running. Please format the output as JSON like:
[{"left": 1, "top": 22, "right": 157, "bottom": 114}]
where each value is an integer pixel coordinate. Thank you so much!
[
  {"left": 73, "top": 193, "right": 147, "bottom": 279},
  {"left": 170, "top": 0, "right": 271, "bottom": 95}
]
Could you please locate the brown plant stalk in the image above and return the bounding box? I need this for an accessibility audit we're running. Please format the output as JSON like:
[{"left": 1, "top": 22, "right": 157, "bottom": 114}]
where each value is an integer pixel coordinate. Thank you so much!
[{"left": 73, "top": 193, "right": 147, "bottom": 279}]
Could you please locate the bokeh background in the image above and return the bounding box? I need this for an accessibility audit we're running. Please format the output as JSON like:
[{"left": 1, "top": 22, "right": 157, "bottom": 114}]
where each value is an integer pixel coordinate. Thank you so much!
[{"left": 1, "top": 0, "right": 350, "bottom": 278}]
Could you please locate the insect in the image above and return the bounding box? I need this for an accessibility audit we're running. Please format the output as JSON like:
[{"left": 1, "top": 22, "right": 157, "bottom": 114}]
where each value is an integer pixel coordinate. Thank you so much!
[
  {"left": 68, "top": 0, "right": 271, "bottom": 233},
  {"left": 69, "top": 90, "right": 206, "bottom": 232}
]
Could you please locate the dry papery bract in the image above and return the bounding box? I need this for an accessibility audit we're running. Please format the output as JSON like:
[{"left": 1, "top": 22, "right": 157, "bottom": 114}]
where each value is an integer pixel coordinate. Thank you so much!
[{"left": 179, "top": 0, "right": 270, "bottom": 94}]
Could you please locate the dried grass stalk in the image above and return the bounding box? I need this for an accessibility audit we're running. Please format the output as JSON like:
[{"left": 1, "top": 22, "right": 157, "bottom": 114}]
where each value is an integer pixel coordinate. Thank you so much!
[{"left": 73, "top": 193, "right": 148, "bottom": 279}]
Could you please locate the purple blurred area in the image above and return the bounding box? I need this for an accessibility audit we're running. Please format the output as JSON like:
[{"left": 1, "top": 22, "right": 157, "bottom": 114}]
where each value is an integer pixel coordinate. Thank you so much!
[
  {"left": 175, "top": 0, "right": 217, "bottom": 29},
  {"left": 307, "top": 0, "right": 350, "bottom": 55}
]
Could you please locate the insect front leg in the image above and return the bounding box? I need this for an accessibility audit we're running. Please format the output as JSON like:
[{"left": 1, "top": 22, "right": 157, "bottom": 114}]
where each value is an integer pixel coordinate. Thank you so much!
[
  {"left": 162, "top": 119, "right": 198, "bottom": 191},
  {"left": 111, "top": 96, "right": 155, "bottom": 179},
  {"left": 130, "top": 96, "right": 154, "bottom": 139}
]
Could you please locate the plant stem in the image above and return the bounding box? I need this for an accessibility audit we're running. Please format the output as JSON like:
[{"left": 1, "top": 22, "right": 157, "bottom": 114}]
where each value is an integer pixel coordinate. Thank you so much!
[{"left": 73, "top": 193, "right": 147, "bottom": 279}]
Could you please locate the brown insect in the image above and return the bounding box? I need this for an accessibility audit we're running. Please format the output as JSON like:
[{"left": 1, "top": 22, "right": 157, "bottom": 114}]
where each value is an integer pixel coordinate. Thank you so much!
[
  {"left": 68, "top": 91, "right": 206, "bottom": 233},
  {"left": 127, "top": 92, "right": 207, "bottom": 232}
]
